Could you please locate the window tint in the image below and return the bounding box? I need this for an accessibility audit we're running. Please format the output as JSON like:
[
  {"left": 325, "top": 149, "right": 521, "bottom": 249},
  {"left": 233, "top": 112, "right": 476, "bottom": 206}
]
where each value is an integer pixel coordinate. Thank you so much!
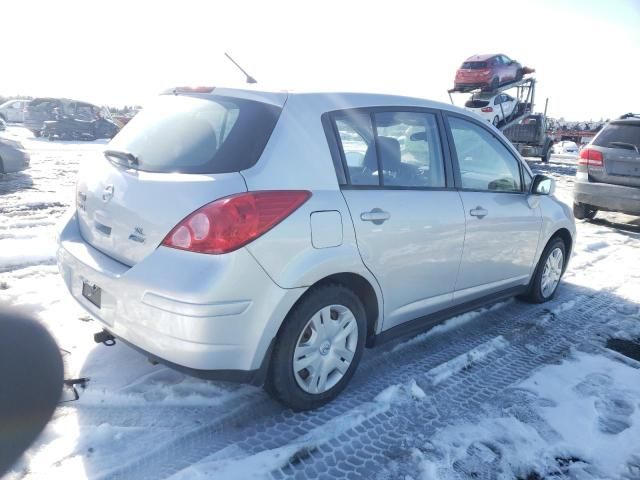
[
  {"left": 462, "top": 61, "right": 487, "bottom": 69},
  {"left": 465, "top": 99, "right": 490, "bottom": 108},
  {"left": 334, "top": 111, "right": 378, "bottom": 186},
  {"left": 593, "top": 123, "right": 640, "bottom": 151},
  {"left": 449, "top": 116, "right": 522, "bottom": 192},
  {"left": 374, "top": 111, "right": 445, "bottom": 187},
  {"left": 108, "top": 94, "right": 281, "bottom": 174}
]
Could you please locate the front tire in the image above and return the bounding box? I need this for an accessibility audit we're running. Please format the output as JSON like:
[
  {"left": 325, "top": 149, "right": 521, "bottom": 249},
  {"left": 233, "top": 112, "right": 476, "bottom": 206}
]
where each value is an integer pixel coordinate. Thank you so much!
[
  {"left": 267, "top": 284, "right": 366, "bottom": 411},
  {"left": 573, "top": 202, "right": 597, "bottom": 220},
  {"left": 519, "top": 237, "right": 566, "bottom": 304}
]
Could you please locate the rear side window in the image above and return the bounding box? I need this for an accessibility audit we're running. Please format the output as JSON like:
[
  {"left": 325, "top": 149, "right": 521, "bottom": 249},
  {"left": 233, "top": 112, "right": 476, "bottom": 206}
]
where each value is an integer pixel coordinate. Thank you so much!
[
  {"left": 333, "top": 109, "right": 446, "bottom": 188},
  {"left": 593, "top": 123, "right": 640, "bottom": 151},
  {"left": 462, "top": 61, "right": 487, "bottom": 69},
  {"left": 334, "top": 111, "right": 377, "bottom": 186},
  {"left": 108, "top": 95, "right": 281, "bottom": 174},
  {"left": 373, "top": 111, "right": 445, "bottom": 188}
]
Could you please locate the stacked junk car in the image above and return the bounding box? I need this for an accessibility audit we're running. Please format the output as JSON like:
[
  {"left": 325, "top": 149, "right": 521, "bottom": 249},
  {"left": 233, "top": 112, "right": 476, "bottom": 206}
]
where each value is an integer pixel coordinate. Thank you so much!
[{"left": 450, "top": 53, "right": 554, "bottom": 163}]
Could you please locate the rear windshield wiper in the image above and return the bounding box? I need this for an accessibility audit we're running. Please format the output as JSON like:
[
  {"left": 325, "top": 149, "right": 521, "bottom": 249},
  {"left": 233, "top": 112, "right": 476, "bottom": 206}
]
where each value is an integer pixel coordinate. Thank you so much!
[
  {"left": 607, "top": 141, "right": 639, "bottom": 153},
  {"left": 104, "top": 149, "right": 139, "bottom": 168}
]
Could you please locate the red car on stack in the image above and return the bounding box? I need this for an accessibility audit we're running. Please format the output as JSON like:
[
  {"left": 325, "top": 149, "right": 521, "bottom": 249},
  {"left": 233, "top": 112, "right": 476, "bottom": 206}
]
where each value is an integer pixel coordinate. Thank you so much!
[{"left": 453, "top": 54, "right": 533, "bottom": 91}]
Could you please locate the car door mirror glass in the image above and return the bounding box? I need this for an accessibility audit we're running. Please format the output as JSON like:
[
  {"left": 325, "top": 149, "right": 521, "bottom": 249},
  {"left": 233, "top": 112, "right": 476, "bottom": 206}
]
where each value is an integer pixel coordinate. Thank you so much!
[{"left": 531, "top": 174, "right": 554, "bottom": 195}]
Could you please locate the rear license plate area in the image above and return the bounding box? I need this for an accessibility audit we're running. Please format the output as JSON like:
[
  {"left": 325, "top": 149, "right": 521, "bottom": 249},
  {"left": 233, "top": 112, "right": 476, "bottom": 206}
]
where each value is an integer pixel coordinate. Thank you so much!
[{"left": 82, "top": 281, "right": 102, "bottom": 308}]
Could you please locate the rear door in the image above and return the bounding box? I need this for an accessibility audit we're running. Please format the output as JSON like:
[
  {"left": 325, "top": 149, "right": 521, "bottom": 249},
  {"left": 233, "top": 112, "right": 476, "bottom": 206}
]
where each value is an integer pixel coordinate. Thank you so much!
[
  {"left": 444, "top": 113, "right": 541, "bottom": 303},
  {"left": 589, "top": 121, "right": 640, "bottom": 188},
  {"left": 332, "top": 108, "right": 466, "bottom": 330}
]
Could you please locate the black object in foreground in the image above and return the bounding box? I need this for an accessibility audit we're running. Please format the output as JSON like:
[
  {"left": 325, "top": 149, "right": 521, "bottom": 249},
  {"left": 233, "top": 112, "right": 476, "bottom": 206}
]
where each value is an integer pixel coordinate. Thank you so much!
[{"left": 0, "top": 308, "right": 63, "bottom": 477}]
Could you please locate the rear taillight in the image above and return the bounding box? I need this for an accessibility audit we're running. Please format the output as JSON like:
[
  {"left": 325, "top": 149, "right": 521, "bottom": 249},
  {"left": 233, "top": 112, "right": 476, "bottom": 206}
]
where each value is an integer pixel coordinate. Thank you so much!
[
  {"left": 578, "top": 148, "right": 603, "bottom": 167},
  {"left": 162, "top": 191, "right": 311, "bottom": 254},
  {"left": 481, "top": 107, "right": 493, "bottom": 112}
]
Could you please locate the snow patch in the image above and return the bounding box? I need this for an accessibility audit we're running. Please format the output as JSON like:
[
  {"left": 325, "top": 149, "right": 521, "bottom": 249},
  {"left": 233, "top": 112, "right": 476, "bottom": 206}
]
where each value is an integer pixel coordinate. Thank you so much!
[{"left": 425, "top": 336, "right": 510, "bottom": 386}]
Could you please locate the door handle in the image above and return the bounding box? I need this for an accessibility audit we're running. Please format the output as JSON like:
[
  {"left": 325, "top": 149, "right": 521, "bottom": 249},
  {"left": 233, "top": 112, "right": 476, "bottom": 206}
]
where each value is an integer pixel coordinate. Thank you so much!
[
  {"left": 360, "top": 208, "right": 390, "bottom": 225},
  {"left": 469, "top": 206, "right": 488, "bottom": 219}
]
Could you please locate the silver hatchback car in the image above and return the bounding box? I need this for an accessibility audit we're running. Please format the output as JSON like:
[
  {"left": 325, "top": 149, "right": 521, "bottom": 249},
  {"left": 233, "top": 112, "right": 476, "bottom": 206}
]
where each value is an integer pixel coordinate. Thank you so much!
[{"left": 58, "top": 87, "right": 575, "bottom": 410}]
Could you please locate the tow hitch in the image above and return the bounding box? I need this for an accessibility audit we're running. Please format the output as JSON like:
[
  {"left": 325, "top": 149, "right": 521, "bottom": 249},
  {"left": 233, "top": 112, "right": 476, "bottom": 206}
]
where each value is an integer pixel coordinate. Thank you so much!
[{"left": 94, "top": 330, "right": 116, "bottom": 346}]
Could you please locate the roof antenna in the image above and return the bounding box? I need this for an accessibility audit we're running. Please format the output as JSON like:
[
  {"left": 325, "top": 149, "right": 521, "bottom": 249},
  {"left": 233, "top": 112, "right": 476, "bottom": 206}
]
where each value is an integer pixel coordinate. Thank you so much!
[{"left": 224, "top": 53, "right": 257, "bottom": 84}]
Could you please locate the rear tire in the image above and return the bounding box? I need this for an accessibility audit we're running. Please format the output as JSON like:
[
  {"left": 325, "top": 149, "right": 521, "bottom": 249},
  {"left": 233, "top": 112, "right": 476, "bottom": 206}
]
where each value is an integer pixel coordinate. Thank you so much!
[
  {"left": 267, "top": 284, "right": 366, "bottom": 411},
  {"left": 573, "top": 202, "right": 597, "bottom": 220},
  {"left": 492, "top": 116, "right": 500, "bottom": 127},
  {"left": 541, "top": 146, "right": 551, "bottom": 163},
  {"left": 516, "top": 68, "right": 523, "bottom": 81},
  {"left": 490, "top": 77, "right": 499, "bottom": 90},
  {"left": 519, "top": 237, "right": 566, "bottom": 304}
]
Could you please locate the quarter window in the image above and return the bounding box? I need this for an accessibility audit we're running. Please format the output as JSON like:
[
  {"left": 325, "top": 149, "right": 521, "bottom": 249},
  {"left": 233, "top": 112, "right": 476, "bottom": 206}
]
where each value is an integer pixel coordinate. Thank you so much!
[
  {"left": 373, "top": 111, "right": 446, "bottom": 188},
  {"left": 449, "top": 116, "right": 522, "bottom": 192}
]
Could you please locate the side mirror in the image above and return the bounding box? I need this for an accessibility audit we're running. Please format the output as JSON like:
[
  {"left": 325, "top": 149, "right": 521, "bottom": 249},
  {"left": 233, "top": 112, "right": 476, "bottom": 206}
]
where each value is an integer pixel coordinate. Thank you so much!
[{"left": 531, "top": 174, "right": 554, "bottom": 195}]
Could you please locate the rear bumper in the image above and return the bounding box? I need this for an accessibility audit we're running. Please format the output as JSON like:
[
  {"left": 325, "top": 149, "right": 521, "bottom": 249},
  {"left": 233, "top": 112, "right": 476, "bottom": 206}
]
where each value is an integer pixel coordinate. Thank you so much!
[
  {"left": 574, "top": 180, "right": 640, "bottom": 216},
  {"left": 57, "top": 212, "right": 305, "bottom": 380}
]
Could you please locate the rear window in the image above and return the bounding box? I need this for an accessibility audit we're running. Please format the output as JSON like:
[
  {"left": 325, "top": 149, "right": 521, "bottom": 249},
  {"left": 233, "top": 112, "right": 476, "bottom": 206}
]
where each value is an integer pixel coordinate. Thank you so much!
[
  {"left": 593, "top": 123, "right": 640, "bottom": 151},
  {"left": 465, "top": 99, "right": 490, "bottom": 108},
  {"left": 462, "top": 62, "right": 487, "bottom": 69},
  {"left": 107, "top": 94, "right": 282, "bottom": 174}
]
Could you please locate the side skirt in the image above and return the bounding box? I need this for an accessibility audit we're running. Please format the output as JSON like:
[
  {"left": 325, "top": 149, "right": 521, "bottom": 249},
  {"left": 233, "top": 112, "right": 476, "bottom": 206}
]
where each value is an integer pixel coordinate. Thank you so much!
[{"left": 369, "top": 285, "right": 527, "bottom": 347}]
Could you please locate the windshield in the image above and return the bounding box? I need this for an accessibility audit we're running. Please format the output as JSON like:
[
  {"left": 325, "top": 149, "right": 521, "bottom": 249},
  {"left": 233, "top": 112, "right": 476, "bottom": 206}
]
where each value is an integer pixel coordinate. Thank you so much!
[{"left": 108, "top": 94, "right": 281, "bottom": 174}]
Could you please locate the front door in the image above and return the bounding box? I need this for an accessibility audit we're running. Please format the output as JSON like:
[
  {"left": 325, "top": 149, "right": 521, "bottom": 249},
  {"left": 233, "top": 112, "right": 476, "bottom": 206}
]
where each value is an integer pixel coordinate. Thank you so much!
[
  {"left": 445, "top": 114, "right": 542, "bottom": 303},
  {"left": 332, "top": 109, "right": 466, "bottom": 330}
]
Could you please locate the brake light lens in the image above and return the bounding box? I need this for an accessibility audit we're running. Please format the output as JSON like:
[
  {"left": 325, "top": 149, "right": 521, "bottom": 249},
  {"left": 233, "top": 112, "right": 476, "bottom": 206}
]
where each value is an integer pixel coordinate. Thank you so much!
[
  {"left": 162, "top": 191, "right": 311, "bottom": 254},
  {"left": 481, "top": 107, "right": 494, "bottom": 112},
  {"left": 173, "top": 86, "right": 215, "bottom": 93},
  {"left": 578, "top": 148, "right": 603, "bottom": 167}
]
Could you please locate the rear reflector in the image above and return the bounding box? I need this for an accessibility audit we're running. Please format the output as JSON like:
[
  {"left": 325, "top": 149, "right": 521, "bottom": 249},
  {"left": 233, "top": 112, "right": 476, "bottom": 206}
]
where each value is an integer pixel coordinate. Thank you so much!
[
  {"left": 578, "top": 148, "right": 603, "bottom": 167},
  {"left": 162, "top": 191, "right": 311, "bottom": 254}
]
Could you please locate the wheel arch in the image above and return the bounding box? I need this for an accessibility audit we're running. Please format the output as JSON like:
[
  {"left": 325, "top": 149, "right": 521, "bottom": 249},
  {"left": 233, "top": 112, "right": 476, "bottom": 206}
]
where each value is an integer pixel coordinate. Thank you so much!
[
  {"left": 275, "top": 272, "right": 381, "bottom": 349},
  {"left": 551, "top": 227, "right": 573, "bottom": 271}
]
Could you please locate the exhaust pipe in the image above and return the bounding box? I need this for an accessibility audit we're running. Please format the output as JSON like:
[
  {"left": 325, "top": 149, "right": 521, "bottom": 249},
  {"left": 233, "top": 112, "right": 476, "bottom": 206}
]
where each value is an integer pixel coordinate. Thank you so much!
[{"left": 93, "top": 330, "right": 116, "bottom": 346}]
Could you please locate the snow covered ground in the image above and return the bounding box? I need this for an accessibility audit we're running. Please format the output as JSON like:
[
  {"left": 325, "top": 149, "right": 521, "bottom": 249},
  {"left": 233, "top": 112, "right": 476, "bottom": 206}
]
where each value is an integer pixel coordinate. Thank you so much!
[{"left": 1, "top": 126, "right": 640, "bottom": 480}]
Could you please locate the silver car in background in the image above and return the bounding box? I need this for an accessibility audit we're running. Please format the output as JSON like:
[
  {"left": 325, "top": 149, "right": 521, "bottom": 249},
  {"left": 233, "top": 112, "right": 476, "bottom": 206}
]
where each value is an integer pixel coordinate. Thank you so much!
[
  {"left": 0, "top": 136, "right": 30, "bottom": 174},
  {"left": 0, "top": 99, "right": 29, "bottom": 123},
  {"left": 58, "top": 87, "right": 575, "bottom": 410}
]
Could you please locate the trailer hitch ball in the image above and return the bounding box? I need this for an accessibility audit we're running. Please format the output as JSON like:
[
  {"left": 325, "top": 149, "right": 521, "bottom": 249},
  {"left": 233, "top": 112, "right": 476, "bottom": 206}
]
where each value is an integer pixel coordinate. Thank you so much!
[{"left": 94, "top": 330, "right": 116, "bottom": 346}]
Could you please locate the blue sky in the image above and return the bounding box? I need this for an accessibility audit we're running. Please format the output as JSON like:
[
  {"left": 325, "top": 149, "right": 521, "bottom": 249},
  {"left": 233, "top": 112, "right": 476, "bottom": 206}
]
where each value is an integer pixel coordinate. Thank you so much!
[{"left": 3, "top": 0, "right": 639, "bottom": 119}]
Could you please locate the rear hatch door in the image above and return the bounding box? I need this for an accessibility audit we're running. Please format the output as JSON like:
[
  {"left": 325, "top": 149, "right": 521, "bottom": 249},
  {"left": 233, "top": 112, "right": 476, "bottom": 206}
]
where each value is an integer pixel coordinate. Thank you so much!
[
  {"left": 589, "top": 121, "right": 640, "bottom": 188},
  {"left": 75, "top": 91, "right": 284, "bottom": 266}
]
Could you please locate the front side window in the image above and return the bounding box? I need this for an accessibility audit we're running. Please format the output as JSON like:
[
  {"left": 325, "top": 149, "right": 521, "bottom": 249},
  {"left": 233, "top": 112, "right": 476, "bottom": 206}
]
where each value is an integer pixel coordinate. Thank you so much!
[
  {"left": 373, "top": 111, "right": 446, "bottom": 188},
  {"left": 448, "top": 116, "right": 522, "bottom": 192}
]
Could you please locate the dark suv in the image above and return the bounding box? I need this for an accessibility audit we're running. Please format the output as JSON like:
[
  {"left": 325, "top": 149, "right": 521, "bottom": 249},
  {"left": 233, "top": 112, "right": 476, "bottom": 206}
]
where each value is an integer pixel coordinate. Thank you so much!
[{"left": 573, "top": 114, "right": 640, "bottom": 219}]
